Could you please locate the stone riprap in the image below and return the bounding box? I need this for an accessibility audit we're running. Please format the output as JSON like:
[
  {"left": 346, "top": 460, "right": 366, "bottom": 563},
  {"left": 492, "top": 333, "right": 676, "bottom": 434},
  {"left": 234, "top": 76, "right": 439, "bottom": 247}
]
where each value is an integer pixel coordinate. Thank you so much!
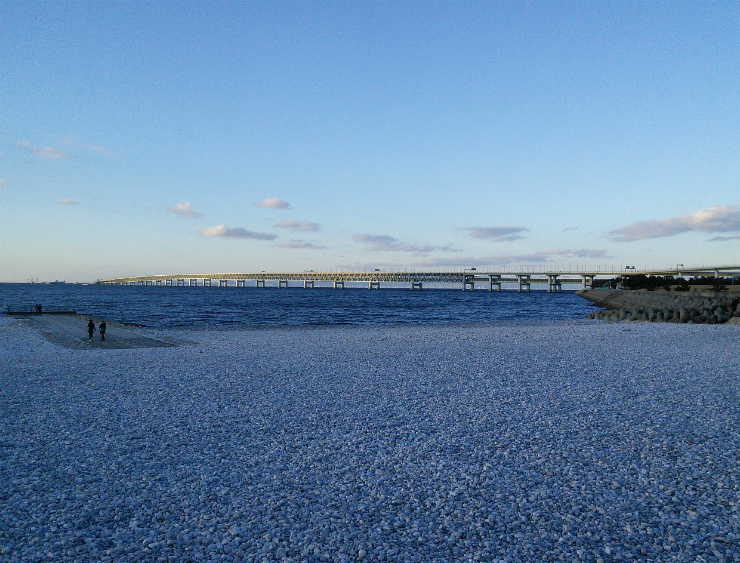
[
  {"left": 578, "top": 289, "right": 740, "bottom": 324},
  {"left": 1, "top": 317, "right": 739, "bottom": 562}
]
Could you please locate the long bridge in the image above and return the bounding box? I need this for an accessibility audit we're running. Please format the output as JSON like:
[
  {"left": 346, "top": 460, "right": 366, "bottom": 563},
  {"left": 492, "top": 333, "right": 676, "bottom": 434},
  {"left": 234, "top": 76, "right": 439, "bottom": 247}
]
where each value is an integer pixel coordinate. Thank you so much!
[{"left": 98, "top": 265, "right": 740, "bottom": 292}]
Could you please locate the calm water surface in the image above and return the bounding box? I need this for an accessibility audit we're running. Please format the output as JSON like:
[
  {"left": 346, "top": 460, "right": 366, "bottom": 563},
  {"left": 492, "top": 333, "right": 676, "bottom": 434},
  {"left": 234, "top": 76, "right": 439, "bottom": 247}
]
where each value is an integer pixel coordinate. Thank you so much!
[{"left": 1, "top": 284, "right": 596, "bottom": 329}]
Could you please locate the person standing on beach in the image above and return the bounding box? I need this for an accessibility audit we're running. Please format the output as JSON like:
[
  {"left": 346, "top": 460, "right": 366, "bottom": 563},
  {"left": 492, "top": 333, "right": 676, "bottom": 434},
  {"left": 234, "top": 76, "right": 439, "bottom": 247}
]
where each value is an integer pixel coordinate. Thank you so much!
[
  {"left": 87, "top": 320, "right": 95, "bottom": 342},
  {"left": 99, "top": 321, "right": 106, "bottom": 341}
]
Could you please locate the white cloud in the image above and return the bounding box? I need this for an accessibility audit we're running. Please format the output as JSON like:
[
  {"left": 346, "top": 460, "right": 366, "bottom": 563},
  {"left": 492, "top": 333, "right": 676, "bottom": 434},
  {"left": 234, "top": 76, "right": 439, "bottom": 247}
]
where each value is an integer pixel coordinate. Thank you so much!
[
  {"left": 57, "top": 199, "right": 79, "bottom": 205},
  {"left": 199, "top": 225, "right": 277, "bottom": 240},
  {"left": 16, "top": 140, "right": 73, "bottom": 160},
  {"left": 166, "top": 202, "right": 203, "bottom": 219},
  {"left": 709, "top": 235, "right": 740, "bottom": 242},
  {"left": 274, "top": 220, "right": 321, "bottom": 232},
  {"left": 353, "top": 234, "right": 459, "bottom": 254},
  {"left": 462, "top": 226, "right": 529, "bottom": 242},
  {"left": 277, "top": 240, "right": 327, "bottom": 249},
  {"left": 255, "top": 197, "right": 290, "bottom": 209},
  {"left": 609, "top": 205, "right": 740, "bottom": 242}
]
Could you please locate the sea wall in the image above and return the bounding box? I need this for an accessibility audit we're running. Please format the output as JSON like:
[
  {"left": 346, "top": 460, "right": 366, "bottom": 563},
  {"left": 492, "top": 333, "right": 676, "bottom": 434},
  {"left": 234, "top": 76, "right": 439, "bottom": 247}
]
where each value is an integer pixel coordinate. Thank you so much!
[{"left": 577, "top": 289, "right": 740, "bottom": 324}]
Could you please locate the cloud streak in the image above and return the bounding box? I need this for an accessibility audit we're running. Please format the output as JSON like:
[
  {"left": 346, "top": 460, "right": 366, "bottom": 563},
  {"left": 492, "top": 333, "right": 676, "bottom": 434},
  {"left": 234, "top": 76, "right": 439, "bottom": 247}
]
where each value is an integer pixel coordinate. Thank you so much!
[
  {"left": 57, "top": 199, "right": 79, "bottom": 205},
  {"left": 274, "top": 220, "right": 321, "bottom": 232},
  {"left": 609, "top": 205, "right": 740, "bottom": 242},
  {"left": 255, "top": 197, "right": 290, "bottom": 209},
  {"left": 166, "top": 202, "right": 202, "bottom": 219},
  {"left": 462, "top": 226, "right": 529, "bottom": 242},
  {"left": 277, "top": 240, "right": 327, "bottom": 249},
  {"left": 417, "top": 248, "right": 609, "bottom": 267},
  {"left": 353, "top": 234, "right": 459, "bottom": 254},
  {"left": 199, "top": 225, "right": 276, "bottom": 240},
  {"left": 16, "top": 140, "right": 73, "bottom": 160}
]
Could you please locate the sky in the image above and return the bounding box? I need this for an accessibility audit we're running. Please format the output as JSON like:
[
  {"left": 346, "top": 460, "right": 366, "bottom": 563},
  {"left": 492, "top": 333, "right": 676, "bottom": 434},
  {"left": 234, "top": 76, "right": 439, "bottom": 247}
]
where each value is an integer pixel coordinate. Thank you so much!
[{"left": 1, "top": 1, "right": 739, "bottom": 282}]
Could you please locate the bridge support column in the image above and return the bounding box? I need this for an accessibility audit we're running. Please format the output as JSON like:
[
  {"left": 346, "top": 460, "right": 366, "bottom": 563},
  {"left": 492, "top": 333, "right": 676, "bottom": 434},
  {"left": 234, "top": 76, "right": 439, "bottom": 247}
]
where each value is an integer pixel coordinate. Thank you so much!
[
  {"left": 218, "top": 279, "right": 227, "bottom": 288},
  {"left": 189, "top": 279, "right": 197, "bottom": 287},
  {"left": 236, "top": 280, "right": 245, "bottom": 288},
  {"left": 411, "top": 282, "right": 423, "bottom": 290},
  {"left": 581, "top": 275, "right": 594, "bottom": 290},
  {"left": 303, "top": 280, "right": 314, "bottom": 289},
  {"left": 176, "top": 279, "right": 185, "bottom": 287},
  {"left": 256, "top": 279, "right": 265, "bottom": 288},
  {"left": 547, "top": 275, "right": 561, "bottom": 293},
  {"left": 368, "top": 281, "right": 380, "bottom": 290},
  {"left": 204, "top": 279, "right": 212, "bottom": 287},
  {"left": 488, "top": 275, "right": 501, "bottom": 292},
  {"left": 279, "top": 280, "right": 289, "bottom": 288},
  {"left": 517, "top": 275, "right": 530, "bottom": 293},
  {"left": 462, "top": 276, "right": 474, "bottom": 291},
  {"left": 155, "top": 280, "right": 162, "bottom": 286},
  {"left": 165, "top": 279, "right": 172, "bottom": 287},
  {"left": 333, "top": 281, "right": 344, "bottom": 289}
]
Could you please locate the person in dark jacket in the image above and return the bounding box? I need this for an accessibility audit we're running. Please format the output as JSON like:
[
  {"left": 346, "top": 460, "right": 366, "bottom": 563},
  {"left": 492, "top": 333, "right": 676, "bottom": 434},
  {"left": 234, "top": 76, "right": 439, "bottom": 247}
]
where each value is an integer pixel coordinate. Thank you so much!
[
  {"left": 99, "top": 321, "right": 107, "bottom": 341},
  {"left": 87, "top": 320, "right": 95, "bottom": 342}
]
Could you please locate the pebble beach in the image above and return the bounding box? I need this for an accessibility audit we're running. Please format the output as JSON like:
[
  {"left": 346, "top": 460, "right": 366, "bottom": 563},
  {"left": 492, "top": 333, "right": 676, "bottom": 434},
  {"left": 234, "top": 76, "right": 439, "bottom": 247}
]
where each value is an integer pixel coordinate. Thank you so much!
[{"left": 1, "top": 316, "right": 739, "bottom": 562}]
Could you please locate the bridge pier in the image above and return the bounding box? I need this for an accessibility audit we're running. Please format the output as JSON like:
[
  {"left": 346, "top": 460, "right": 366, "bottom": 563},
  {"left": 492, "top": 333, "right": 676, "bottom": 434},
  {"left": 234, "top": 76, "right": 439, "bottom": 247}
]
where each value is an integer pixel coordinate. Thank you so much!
[
  {"left": 303, "top": 280, "right": 314, "bottom": 289},
  {"left": 165, "top": 279, "right": 172, "bottom": 287},
  {"left": 411, "top": 282, "right": 423, "bottom": 290},
  {"left": 368, "top": 281, "right": 380, "bottom": 290},
  {"left": 488, "top": 275, "right": 501, "bottom": 292},
  {"left": 155, "top": 280, "right": 162, "bottom": 286},
  {"left": 547, "top": 274, "right": 562, "bottom": 293},
  {"left": 279, "top": 280, "right": 289, "bottom": 288},
  {"left": 517, "top": 275, "right": 530, "bottom": 293},
  {"left": 256, "top": 279, "right": 266, "bottom": 288},
  {"left": 581, "top": 275, "right": 594, "bottom": 290},
  {"left": 236, "top": 280, "right": 245, "bottom": 288},
  {"left": 204, "top": 279, "right": 212, "bottom": 287},
  {"left": 219, "top": 279, "right": 228, "bottom": 288},
  {"left": 462, "top": 276, "right": 474, "bottom": 291},
  {"left": 176, "top": 279, "right": 184, "bottom": 287},
  {"left": 333, "top": 281, "right": 344, "bottom": 289},
  {"left": 189, "top": 278, "right": 197, "bottom": 287}
]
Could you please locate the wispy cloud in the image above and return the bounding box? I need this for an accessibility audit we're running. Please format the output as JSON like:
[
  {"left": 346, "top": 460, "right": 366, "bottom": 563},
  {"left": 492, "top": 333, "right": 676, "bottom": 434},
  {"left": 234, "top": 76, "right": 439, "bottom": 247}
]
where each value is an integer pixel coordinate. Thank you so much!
[
  {"left": 0, "top": 178, "right": 8, "bottom": 190},
  {"left": 84, "top": 143, "right": 111, "bottom": 154},
  {"left": 199, "top": 225, "right": 277, "bottom": 240},
  {"left": 277, "top": 240, "right": 327, "bottom": 249},
  {"left": 166, "top": 202, "right": 202, "bottom": 219},
  {"left": 16, "top": 140, "right": 73, "bottom": 160},
  {"left": 255, "top": 197, "right": 290, "bottom": 209},
  {"left": 274, "top": 220, "right": 321, "bottom": 232},
  {"left": 57, "top": 199, "right": 79, "bottom": 205},
  {"left": 417, "top": 248, "right": 609, "bottom": 267},
  {"left": 461, "top": 226, "right": 529, "bottom": 242},
  {"left": 353, "top": 234, "right": 459, "bottom": 254},
  {"left": 709, "top": 234, "right": 740, "bottom": 242},
  {"left": 609, "top": 205, "right": 740, "bottom": 242}
]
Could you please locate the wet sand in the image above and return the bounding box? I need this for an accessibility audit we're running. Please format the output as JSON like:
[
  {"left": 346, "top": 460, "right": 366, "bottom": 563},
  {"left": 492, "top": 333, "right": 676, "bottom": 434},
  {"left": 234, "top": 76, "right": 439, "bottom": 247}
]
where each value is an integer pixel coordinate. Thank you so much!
[{"left": 7, "top": 313, "right": 178, "bottom": 349}]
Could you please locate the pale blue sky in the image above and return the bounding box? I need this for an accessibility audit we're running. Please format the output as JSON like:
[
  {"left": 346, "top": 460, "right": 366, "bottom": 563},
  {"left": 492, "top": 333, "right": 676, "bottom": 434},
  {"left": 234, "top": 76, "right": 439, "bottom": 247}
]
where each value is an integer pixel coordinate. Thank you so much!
[{"left": 1, "top": 1, "right": 738, "bottom": 282}]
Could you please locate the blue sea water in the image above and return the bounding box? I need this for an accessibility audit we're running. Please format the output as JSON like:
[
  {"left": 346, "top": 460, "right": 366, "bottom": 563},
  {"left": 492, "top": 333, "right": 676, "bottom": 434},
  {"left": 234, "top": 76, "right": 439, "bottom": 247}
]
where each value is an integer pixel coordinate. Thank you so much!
[{"left": 0, "top": 283, "right": 596, "bottom": 329}]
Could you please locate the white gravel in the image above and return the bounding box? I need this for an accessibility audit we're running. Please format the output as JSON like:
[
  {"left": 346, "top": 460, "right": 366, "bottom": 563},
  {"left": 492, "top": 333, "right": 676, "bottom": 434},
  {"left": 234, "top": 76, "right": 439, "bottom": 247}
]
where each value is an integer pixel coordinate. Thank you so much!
[{"left": 1, "top": 317, "right": 739, "bottom": 562}]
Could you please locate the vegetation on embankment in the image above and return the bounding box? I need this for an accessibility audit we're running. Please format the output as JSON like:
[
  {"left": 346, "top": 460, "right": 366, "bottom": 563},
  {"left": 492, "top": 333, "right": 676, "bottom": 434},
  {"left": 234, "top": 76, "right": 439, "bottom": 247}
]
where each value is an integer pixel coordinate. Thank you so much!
[
  {"left": 592, "top": 274, "right": 737, "bottom": 291},
  {"left": 577, "top": 288, "right": 740, "bottom": 324}
]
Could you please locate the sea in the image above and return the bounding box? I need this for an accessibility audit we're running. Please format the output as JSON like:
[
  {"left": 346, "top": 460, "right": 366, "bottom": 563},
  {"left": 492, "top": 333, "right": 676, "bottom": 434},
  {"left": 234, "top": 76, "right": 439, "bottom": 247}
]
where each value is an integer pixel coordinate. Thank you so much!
[{"left": 0, "top": 283, "right": 596, "bottom": 329}]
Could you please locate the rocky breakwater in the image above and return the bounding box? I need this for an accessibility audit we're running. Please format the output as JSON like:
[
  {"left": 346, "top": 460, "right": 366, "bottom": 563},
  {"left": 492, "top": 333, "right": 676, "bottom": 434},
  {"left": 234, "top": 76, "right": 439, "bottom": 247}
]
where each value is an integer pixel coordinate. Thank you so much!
[{"left": 577, "top": 288, "right": 740, "bottom": 324}]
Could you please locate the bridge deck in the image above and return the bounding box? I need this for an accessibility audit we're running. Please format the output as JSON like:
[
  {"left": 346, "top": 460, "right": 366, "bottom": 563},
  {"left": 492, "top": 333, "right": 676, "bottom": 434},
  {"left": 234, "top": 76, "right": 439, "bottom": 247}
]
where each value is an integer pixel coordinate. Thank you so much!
[{"left": 98, "top": 265, "right": 740, "bottom": 291}]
